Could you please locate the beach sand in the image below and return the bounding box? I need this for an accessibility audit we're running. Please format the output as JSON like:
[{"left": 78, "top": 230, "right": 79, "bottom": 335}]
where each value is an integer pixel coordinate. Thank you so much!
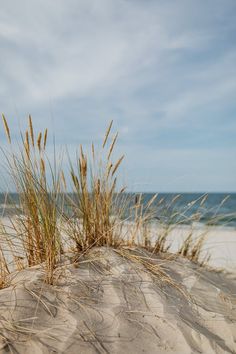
[
  {"left": 160, "top": 224, "right": 236, "bottom": 271},
  {"left": 0, "top": 219, "right": 236, "bottom": 353},
  {"left": 0, "top": 246, "right": 236, "bottom": 353}
]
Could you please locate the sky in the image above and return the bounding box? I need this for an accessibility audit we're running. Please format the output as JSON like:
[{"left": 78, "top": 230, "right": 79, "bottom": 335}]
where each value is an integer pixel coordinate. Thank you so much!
[{"left": 0, "top": 0, "right": 236, "bottom": 192}]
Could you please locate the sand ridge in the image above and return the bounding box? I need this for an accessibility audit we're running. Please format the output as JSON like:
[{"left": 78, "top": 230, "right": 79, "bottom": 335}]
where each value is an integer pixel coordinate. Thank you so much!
[{"left": 0, "top": 247, "right": 236, "bottom": 353}]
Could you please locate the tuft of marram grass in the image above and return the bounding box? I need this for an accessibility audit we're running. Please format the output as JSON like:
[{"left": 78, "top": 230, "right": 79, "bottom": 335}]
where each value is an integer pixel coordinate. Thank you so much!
[
  {"left": 137, "top": 193, "right": 233, "bottom": 265},
  {"left": 1, "top": 116, "right": 63, "bottom": 284},
  {"left": 1, "top": 115, "right": 234, "bottom": 290},
  {"left": 66, "top": 121, "right": 130, "bottom": 251}
]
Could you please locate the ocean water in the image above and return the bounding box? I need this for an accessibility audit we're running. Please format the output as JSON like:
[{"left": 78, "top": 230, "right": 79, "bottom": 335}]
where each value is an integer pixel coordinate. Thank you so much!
[
  {"left": 0, "top": 193, "right": 236, "bottom": 227},
  {"left": 141, "top": 193, "right": 236, "bottom": 227}
]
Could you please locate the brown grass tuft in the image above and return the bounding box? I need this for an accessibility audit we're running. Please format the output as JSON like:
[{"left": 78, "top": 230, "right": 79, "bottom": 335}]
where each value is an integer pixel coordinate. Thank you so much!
[
  {"left": 2, "top": 116, "right": 62, "bottom": 284},
  {"left": 67, "top": 121, "right": 128, "bottom": 251},
  {"left": 1, "top": 116, "right": 233, "bottom": 290}
]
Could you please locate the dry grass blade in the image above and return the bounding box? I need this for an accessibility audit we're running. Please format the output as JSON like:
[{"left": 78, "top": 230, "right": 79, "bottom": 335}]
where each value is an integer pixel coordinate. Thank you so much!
[
  {"left": 115, "top": 248, "right": 189, "bottom": 299},
  {"left": 43, "top": 128, "right": 48, "bottom": 150},
  {"left": 146, "top": 193, "right": 158, "bottom": 210},
  {"left": 112, "top": 155, "right": 124, "bottom": 176},
  {"left": 61, "top": 171, "right": 67, "bottom": 189},
  {"left": 0, "top": 251, "right": 9, "bottom": 289},
  {"left": 0, "top": 222, "right": 11, "bottom": 289},
  {"left": 24, "top": 130, "right": 30, "bottom": 158},
  {"left": 91, "top": 142, "right": 95, "bottom": 160},
  {"left": 106, "top": 161, "right": 113, "bottom": 178},
  {"left": 200, "top": 194, "right": 208, "bottom": 206},
  {"left": 102, "top": 120, "right": 113, "bottom": 148},
  {"left": 107, "top": 132, "right": 118, "bottom": 160},
  {"left": 28, "top": 115, "right": 34, "bottom": 147},
  {"left": 37, "top": 132, "right": 42, "bottom": 151},
  {"left": 2, "top": 114, "right": 11, "bottom": 144}
]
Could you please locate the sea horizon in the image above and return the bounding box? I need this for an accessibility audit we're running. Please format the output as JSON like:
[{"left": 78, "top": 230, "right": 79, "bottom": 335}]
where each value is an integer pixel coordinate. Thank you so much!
[{"left": 1, "top": 192, "right": 235, "bottom": 227}]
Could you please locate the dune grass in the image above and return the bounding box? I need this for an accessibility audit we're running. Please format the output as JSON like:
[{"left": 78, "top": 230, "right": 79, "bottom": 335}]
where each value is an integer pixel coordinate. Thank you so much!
[
  {"left": 66, "top": 120, "right": 128, "bottom": 251},
  {"left": 0, "top": 228, "right": 9, "bottom": 289},
  {"left": 1, "top": 115, "right": 62, "bottom": 284},
  {"left": 1, "top": 115, "right": 236, "bottom": 354},
  {"left": 148, "top": 193, "right": 232, "bottom": 265},
  {"left": 0, "top": 116, "right": 234, "bottom": 288}
]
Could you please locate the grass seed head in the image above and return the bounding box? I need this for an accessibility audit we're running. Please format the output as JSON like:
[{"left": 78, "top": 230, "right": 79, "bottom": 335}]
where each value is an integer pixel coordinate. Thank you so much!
[
  {"left": 112, "top": 155, "right": 124, "bottom": 176},
  {"left": 37, "top": 132, "right": 42, "bottom": 151},
  {"left": 28, "top": 115, "right": 34, "bottom": 147},
  {"left": 43, "top": 129, "right": 48, "bottom": 149},
  {"left": 24, "top": 131, "right": 30, "bottom": 158},
  {"left": 2, "top": 114, "right": 11, "bottom": 144},
  {"left": 108, "top": 132, "right": 118, "bottom": 160},
  {"left": 102, "top": 120, "right": 113, "bottom": 148}
]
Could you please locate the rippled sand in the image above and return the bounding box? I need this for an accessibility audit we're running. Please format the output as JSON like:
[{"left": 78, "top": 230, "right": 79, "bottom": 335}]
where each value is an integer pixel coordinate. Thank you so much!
[{"left": 0, "top": 247, "right": 236, "bottom": 353}]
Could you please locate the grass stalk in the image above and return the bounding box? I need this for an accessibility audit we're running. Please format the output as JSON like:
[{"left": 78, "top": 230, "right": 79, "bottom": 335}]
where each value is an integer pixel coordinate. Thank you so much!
[{"left": 1, "top": 115, "right": 62, "bottom": 284}]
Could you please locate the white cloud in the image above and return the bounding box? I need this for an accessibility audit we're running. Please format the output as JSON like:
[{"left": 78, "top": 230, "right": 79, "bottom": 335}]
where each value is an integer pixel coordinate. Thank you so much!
[
  {"left": 0, "top": 0, "right": 235, "bottom": 191},
  {"left": 0, "top": 0, "right": 216, "bottom": 107}
]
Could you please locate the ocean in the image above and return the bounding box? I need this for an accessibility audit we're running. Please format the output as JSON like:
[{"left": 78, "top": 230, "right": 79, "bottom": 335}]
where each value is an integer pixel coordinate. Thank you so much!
[
  {"left": 0, "top": 193, "right": 236, "bottom": 227},
  {"left": 141, "top": 193, "right": 236, "bottom": 227}
]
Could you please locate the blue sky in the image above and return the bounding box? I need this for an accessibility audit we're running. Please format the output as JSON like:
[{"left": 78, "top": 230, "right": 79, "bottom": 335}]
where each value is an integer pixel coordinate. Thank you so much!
[{"left": 0, "top": 0, "right": 236, "bottom": 192}]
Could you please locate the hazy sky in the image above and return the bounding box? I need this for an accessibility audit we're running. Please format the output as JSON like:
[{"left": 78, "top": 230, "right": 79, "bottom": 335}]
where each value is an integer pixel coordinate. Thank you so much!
[{"left": 0, "top": 0, "right": 236, "bottom": 192}]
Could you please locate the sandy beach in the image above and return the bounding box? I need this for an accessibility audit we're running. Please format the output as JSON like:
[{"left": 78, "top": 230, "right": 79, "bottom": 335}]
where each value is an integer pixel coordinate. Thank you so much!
[
  {"left": 0, "top": 119, "right": 235, "bottom": 353},
  {"left": 0, "top": 219, "right": 236, "bottom": 353},
  {"left": 2, "top": 216, "right": 236, "bottom": 270},
  {"left": 160, "top": 224, "right": 236, "bottom": 271},
  {"left": 1, "top": 0, "right": 236, "bottom": 352},
  {"left": 0, "top": 247, "right": 236, "bottom": 353}
]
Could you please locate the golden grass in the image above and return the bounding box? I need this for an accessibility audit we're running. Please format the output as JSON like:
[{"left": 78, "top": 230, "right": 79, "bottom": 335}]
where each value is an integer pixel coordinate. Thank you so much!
[
  {"left": 1, "top": 115, "right": 63, "bottom": 284},
  {"left": 0, "top": 244, "right": 9, "bottom": 289},
  {"left": 1, "top": 114, "right": 236, "bottom": 354},
  {"left": 143, "top": 194, "right": 208, "bottom": 261},
  {"left": 0, "top": 116, "right": 234, "bottom": 288},
  {"left": 66, "top": 121, "right": 128, "bottom": 251},
  {"left": 114, "top": 248, "right": 189, "bottom": 300}
]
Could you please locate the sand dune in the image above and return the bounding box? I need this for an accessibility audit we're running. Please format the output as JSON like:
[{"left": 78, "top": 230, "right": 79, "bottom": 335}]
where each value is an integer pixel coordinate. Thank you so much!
[
  {"left": 2, "top": 215, "right": 236, "bottom": 271},
  {"left": 161, "top": 224, "right": 236, "bottom": 271},
  {"left": 0, "top": 247, "right": 236, "bottom": 353}
]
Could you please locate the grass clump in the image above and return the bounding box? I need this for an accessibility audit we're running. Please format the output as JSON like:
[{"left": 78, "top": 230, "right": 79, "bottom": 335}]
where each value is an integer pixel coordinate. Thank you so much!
[
  {"left": 67, "top": 121, "right": 127, "bottom": 251},
  {"left": 139, "top": 193, "right": 234, "bottom": 265},
  {"left": 2, "top": 115, "right": 62, "bottom": 284},
  {"left": 1, "top": 115, "right": 234, "bottom": 288}
]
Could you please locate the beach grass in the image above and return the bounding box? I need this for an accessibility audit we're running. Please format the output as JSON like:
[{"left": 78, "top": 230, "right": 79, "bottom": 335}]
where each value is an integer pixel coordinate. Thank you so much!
[
  {"left": 1, "top": 115, "right": 62, "bottom": 284},
  {"left": 66, "top": 120, "right": 127, "bottom": 251},
  {"left": 0, "top": 116, "right": 236, "bottom": 354},
  {"left": 0, "top": 115, "right": 234, "bottom": 287},
  {"left": 0, "top": 226, "right": 9, "bottom": 289}
]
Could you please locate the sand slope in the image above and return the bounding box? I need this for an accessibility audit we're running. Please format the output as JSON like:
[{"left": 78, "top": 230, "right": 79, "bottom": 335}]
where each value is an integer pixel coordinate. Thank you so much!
[{"left": 0, "top": 247, "right": 236, "bottom": 353}]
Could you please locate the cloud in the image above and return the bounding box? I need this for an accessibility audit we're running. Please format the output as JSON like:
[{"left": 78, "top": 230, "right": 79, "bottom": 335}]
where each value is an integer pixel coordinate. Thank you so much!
[
  {"left": 0, "top": 0, "right": 235, "bottom": 191},
  {"left": 0, "top": 0, "right": 219, "bottom": 106}
]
